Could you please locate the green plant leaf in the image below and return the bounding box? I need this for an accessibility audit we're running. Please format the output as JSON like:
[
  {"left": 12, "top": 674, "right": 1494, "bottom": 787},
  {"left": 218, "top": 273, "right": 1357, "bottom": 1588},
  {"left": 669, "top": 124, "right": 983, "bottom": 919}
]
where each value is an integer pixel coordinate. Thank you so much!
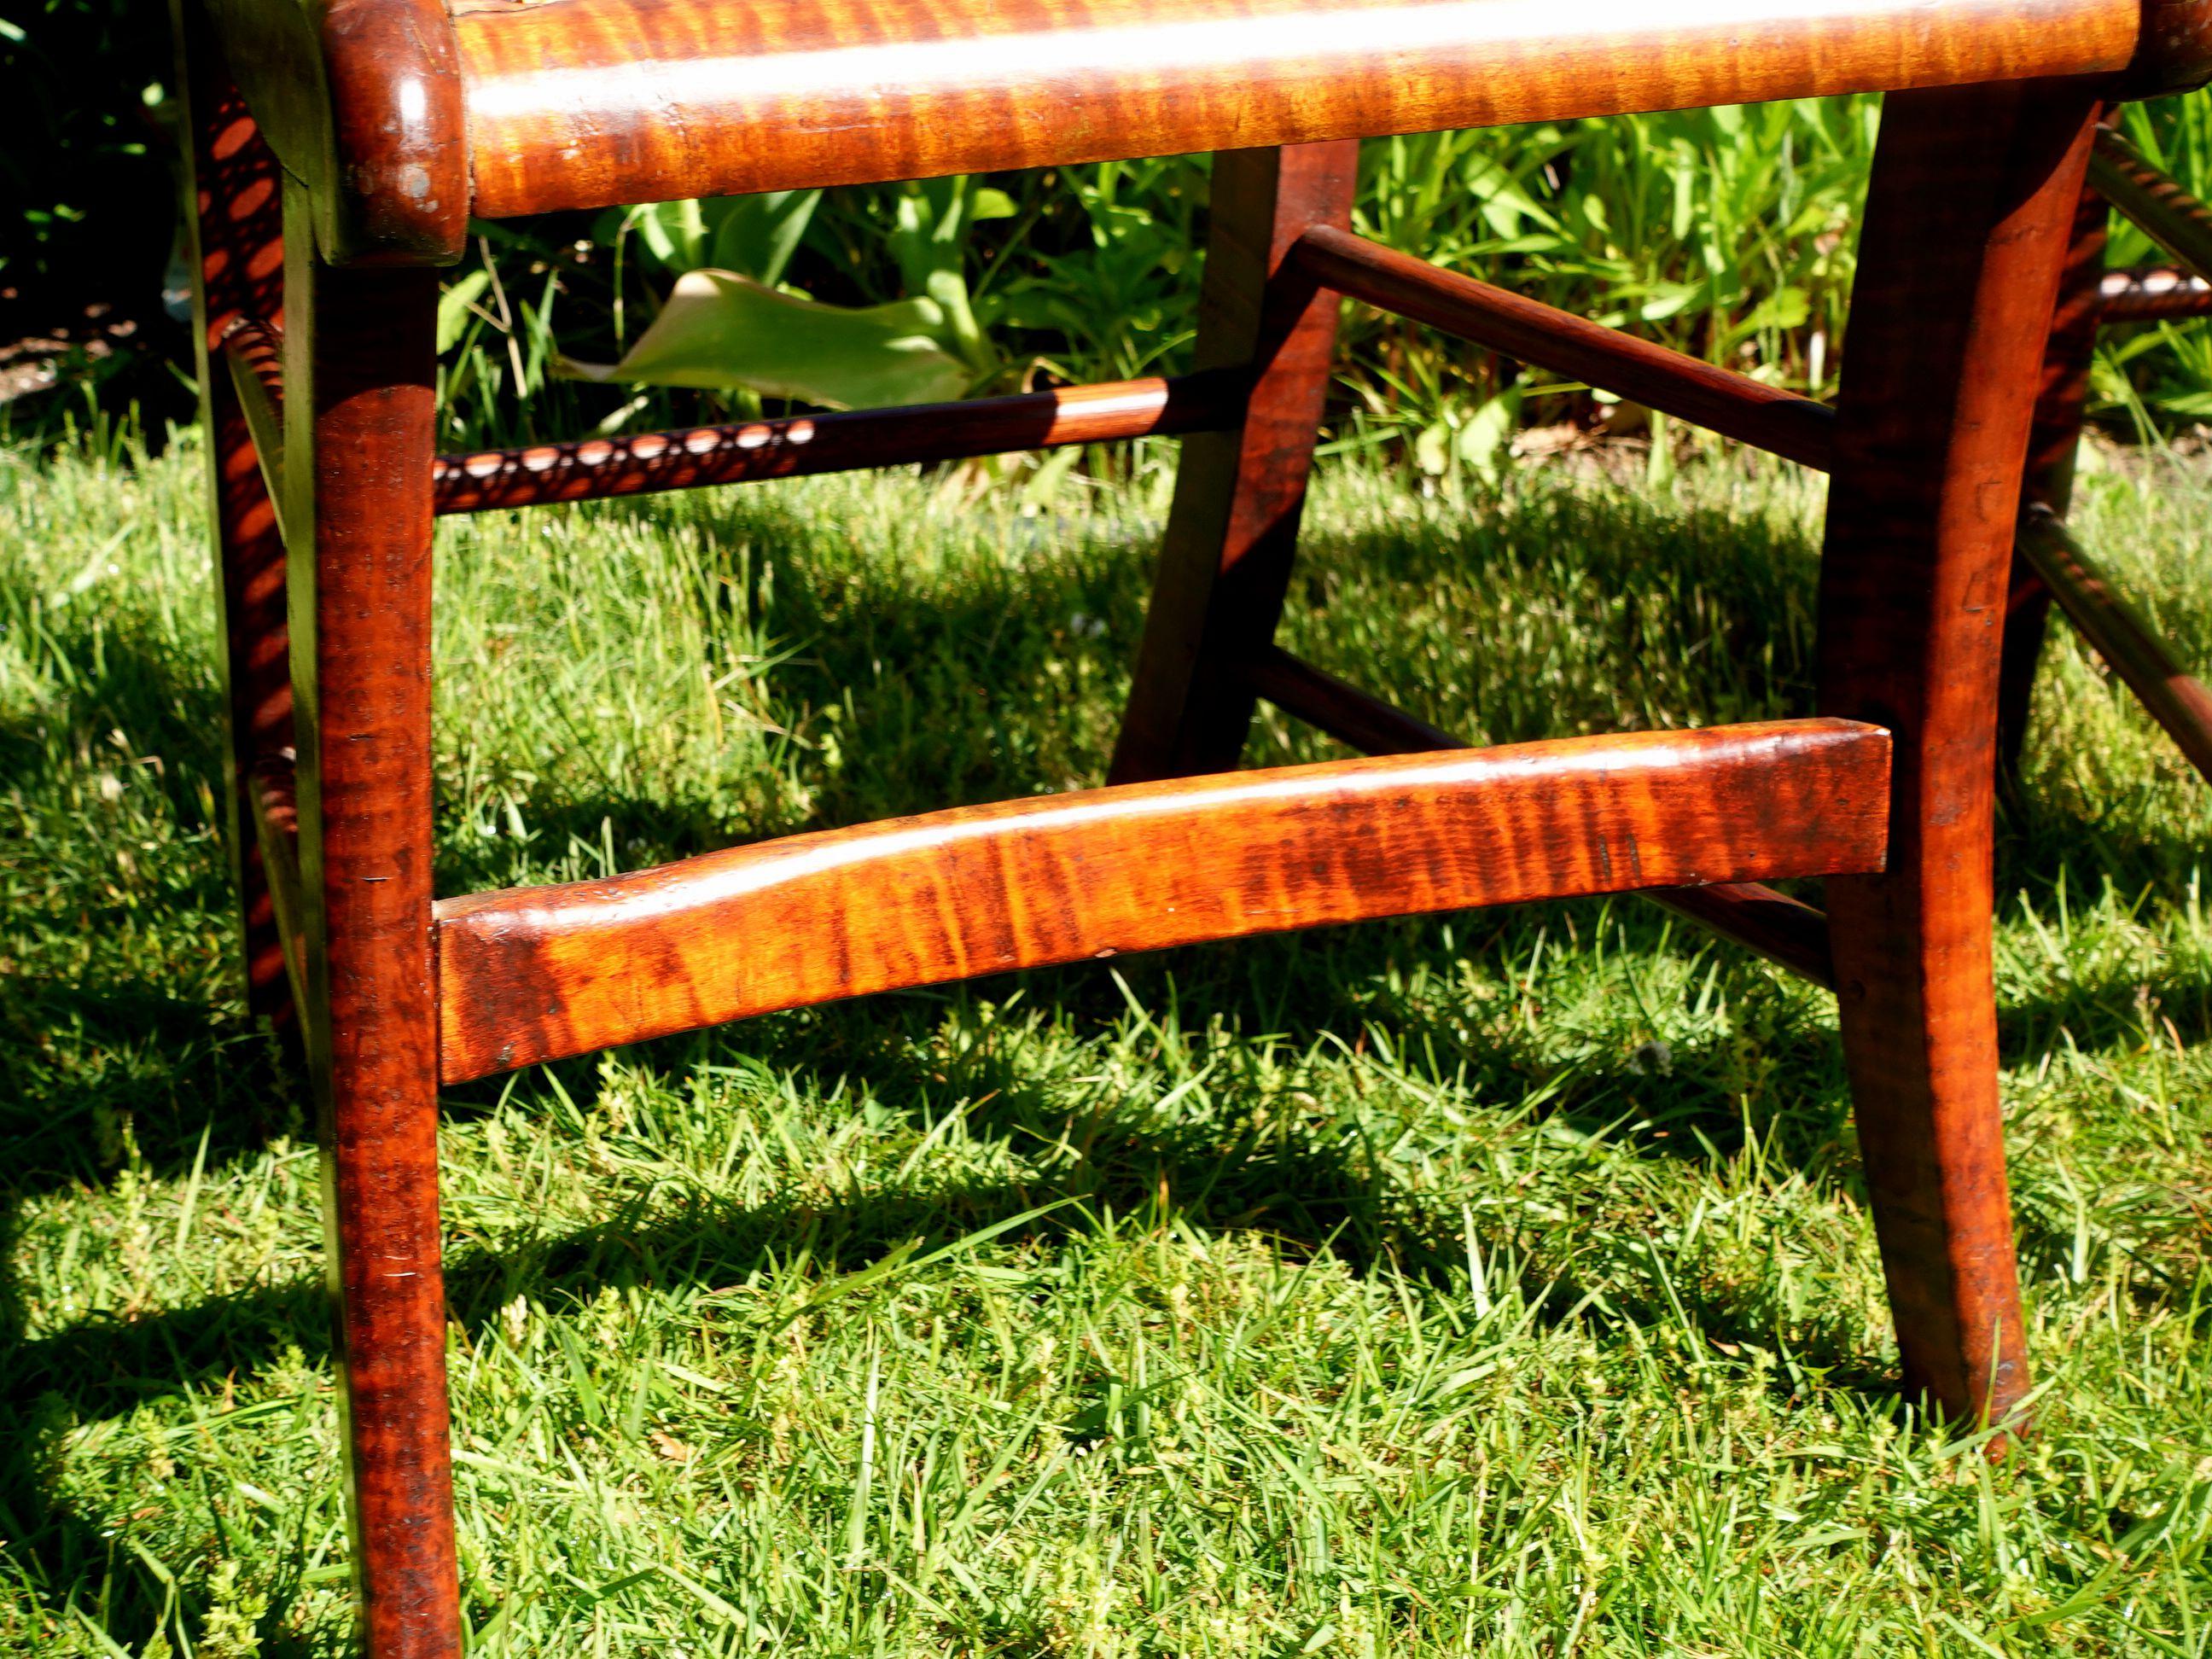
[{"left": 556, "top": 270, "right": 974, "bottom": 410}]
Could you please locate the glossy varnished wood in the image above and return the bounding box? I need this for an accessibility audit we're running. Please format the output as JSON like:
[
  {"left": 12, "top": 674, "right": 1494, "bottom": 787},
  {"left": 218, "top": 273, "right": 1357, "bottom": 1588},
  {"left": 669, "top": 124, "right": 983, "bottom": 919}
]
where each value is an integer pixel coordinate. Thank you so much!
[
  {"left": 437, "top": 719, "right": 1890, "bottom": 1083},
  {"left": 2098, "top": 265, "right": 2212, "bottom": 319},
  {"left": 434, "top": 372, "right": 1243, "bottom": 514},
  {"left": 2091, "top": 123, "right": 2212, "bottom": 286},
  {"left": 282, "top": 189, "right": 462, "bottom": 1654},
  {"left": 1241, "top": 644, "right": 1837, "bottom": 987},
  {"left": 1112, "top": 144, "right": 1356, "bottom": 783},
  {"left": 449, "top": 0, "right": 2139, "bottom": 218},
  {"left": 1815, "top": 82, "right": 2100, "bottom": 1430},
  {"left": 175, "top": 0, "right": 295, "bottom": 1032},
  {"left": 1290, "top": 225, "right": 1837, "bottom": 469},
  {"left": 201, "top": 0, "right": 467, "bottom": 263},
  {"left": 2018, "top": 507, "right": 2212, "bottom": 782}
]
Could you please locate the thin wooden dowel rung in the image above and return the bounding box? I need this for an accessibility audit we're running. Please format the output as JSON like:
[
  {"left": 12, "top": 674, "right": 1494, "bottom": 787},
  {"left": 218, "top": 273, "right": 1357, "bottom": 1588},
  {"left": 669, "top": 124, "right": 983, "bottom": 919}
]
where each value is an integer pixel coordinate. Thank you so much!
[
  {"left": 247, "top": 754, "right": 308, "bottom": 1013},
  {"left": 435, "top": 719, "right": 1884, "bottom": 1080},
  {"left": 1287, "top": 225, "right": 1836, "bottom": 472},
  {"left": 222, "top": 317, "right": 290, "bottom": 538},
  {"left": 2090, "top": 126, "right": 2212, "bottom": 288},
  {"left": 433, "top": 371, "right": 1247, "bottom": 514},
  {"left": 2096, "top": 265, "right": 2212, "bottom": 322},
  {"left": 2018, "top": 506, "right": 2212, "bottom": 783},
  {"left": 1243, "top": 644, "right": 1837, "bottom": 987}
]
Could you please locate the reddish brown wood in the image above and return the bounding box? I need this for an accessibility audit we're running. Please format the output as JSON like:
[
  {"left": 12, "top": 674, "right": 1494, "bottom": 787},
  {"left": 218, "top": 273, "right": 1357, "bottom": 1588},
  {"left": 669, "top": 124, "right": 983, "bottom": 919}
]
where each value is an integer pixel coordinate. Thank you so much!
[
  {"left": 1242, "top": 644, "right": 1837, "bottom": 986},
  {"left": 1111, "top": 143, "right": 1357, "bottom": 783},
  {"left": 222, "top": 317, "right": 293, "bottom": 541},
  {"left": 2122, "top": 0, "right": 2212, "bottom": 95},
  {"left": 2019, "top": 507, "right": 2212, "bottom": 783},
  {"left": 2091, "top": 124, "right": 2212, "bottom": 287},
  {"left": 1816, "top": 82, "right": 2099, "bottom": 1431},
  {"left": 175, "top": 0, "right": 294, "bottom": 1033},
  {"left": 1289, "top": 225, "right": 1837, "bottom": 470},
  {"left": 1999, "top": 169, "right": 2108, "bottom": 781},
  {"left": 201, "top": 0, "right": 467, "bottom": 264},
  {"left": 437, "top": 719, "right": 1889, "bottom": 1082},
  {"left": 282, "top": 186, "right": 462, "bottom": 1654},
  {"left": 448, "top": 0, "right": 2137, "bottom": 218},
  {"left": 433, "top": 372, "right": 1243, "bottom": 514},
  {"left": 2098, "top": 265, "right": 2212, "bottom": 320}
]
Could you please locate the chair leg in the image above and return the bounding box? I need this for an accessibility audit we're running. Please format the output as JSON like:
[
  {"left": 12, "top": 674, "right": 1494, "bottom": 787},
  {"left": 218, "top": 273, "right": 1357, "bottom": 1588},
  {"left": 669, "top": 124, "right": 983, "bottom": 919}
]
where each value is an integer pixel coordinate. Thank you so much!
[
  {"left": 1109, "top": 141, "right": 1357, "bottom": 784},
  {"left": 282, "top": 189, "right": 463, "bottom": 1656},
  {"left": 1998, "top": 166, "right": 2110, "bottom": 786},
  {"left": 175, "top": 0, "right": 294, "bottom": 1033},
  {"left": 1818, "top": 82, "right": 2101, "bottom": 1429}
]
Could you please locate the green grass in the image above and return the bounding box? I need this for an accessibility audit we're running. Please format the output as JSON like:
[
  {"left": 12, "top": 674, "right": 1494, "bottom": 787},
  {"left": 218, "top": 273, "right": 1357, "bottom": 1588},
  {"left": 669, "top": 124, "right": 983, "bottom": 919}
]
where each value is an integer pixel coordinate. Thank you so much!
[{"left": 3, "top": 431, "right": 2212, "bottom": 1656}]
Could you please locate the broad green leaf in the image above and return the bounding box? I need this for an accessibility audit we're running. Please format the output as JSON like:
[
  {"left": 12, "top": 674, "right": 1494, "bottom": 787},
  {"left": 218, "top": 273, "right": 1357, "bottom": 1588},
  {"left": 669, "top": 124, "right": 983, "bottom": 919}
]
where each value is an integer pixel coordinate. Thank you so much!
[{"left": 556, "top": 270, "right": 973, "bottom": 410}]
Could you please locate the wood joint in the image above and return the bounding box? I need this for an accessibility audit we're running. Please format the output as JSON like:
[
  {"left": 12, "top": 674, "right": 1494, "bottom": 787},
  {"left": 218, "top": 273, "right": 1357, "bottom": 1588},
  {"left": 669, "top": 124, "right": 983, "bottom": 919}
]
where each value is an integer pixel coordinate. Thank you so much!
[{"left": 200, "top": 0, "right": 469, "bottom": 265}]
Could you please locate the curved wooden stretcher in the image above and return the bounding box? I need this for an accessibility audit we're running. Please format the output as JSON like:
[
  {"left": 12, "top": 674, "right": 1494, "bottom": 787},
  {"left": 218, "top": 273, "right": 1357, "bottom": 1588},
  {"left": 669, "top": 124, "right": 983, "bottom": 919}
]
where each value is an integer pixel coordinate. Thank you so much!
[{"left": 168, "top": 0, "right": 2212, "bottom": 1650}]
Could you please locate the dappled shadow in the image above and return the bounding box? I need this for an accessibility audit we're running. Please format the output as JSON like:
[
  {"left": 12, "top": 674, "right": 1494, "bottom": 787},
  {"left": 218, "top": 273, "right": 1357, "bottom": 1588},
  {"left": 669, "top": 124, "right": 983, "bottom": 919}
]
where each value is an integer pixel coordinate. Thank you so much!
[{"left": 16, "top": 462, "right": 2212, "bottom": 1644}]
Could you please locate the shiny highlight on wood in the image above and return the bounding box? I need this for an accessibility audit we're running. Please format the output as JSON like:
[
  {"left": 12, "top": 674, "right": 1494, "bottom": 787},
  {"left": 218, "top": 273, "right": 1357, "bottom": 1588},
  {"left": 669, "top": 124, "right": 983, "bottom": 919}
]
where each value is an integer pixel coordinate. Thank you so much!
[
  {"left": 450, "top": 0, "right": 2139, "bottom": 219},
  {"left": 435, "top": 719, "right": 1890, "bottom": 1083},
  {"left": 2091, "top": 123, "right": 2212, "bottom": 287},
  {"left": 2097, "top": 265, "right": 2212, "bottom": 320},
  {"left": 433, "top": 372, "right": 1243, "bottom": 514},
  {"left": 1289, "top": 225, "right": 1837, "bottom": 469},
  {"left": 1239, "top": 644, "right": 1837, "bottom": 987}
]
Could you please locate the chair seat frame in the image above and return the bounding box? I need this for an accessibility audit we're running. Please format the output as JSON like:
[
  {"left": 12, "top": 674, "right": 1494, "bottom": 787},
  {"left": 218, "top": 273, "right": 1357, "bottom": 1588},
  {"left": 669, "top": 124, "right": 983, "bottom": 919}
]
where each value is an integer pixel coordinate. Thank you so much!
[{"left": 172, "top": 0, "right": 2212, "bottom": 1650}]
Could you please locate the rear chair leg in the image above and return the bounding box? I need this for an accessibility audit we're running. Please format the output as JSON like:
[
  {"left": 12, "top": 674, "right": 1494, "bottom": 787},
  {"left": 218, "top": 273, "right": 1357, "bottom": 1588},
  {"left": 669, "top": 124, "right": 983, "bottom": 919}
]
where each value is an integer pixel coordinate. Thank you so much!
[
  {"left": 175, "top": 0, "right": 294, "bottom": 1033},
  {"left": 1111, "top": 142, "right": 1358, "bottom": 783},
  {"left": 1818, "top": 83, "right": 2100, "bottom": 1429},
  {"left": 283, "top": 183, "right": 463, "bottom": 1656},
  {"left": 1997, "top": 166, "right": 2109, "bottom": 786}
]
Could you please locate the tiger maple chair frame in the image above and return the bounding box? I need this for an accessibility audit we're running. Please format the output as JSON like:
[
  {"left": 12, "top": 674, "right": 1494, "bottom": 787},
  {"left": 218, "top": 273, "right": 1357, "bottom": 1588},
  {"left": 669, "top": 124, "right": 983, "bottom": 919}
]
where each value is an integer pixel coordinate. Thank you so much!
[{"left": 171, "top": 0, "right": 2212, "bottom": 1650}]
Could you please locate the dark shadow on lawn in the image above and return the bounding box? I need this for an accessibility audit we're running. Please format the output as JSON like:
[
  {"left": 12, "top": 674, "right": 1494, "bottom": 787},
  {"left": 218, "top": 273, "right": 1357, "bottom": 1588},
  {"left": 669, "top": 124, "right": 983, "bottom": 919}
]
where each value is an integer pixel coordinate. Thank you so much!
[{"left": 14, "top": 468, "right": 2212, "bottom": 1644}]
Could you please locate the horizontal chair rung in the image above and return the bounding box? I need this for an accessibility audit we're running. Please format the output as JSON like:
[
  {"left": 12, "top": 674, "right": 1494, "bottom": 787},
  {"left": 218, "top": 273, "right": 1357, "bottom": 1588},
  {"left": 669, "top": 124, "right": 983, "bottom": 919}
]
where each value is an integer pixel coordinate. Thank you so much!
[
  {"left": 1242, "top": 645, "right": 1836, "bottom": 986},
  {"left": 2017, "top": 507, "right": 2212, "bottom": 784},
  {"left": 2098, "top": 265, "right": 2212, "bottom": 322},
  {"left": 435, "top": 719, "right": 1886, "bottom": 1081},
  {"left": 1289, "top": 225, "right": 1836, "bottom": 471},
  {"left": 434, "top": 372, "right": 1245, "bottom": 514}
]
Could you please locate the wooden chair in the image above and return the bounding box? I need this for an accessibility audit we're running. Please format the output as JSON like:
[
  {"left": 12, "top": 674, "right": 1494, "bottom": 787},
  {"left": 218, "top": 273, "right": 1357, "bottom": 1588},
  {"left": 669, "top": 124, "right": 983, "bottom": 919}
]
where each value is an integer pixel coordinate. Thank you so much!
[{"left": 169, "top": 0, "right": 2212, "bottom": 1650}]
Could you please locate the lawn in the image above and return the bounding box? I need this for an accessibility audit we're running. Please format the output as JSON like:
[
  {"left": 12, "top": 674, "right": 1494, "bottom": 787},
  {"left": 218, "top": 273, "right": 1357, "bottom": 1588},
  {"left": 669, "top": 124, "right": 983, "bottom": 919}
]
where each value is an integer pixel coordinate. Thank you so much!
[{"left": 3, "top": 429, "right": 2210, "bottom": 1656}]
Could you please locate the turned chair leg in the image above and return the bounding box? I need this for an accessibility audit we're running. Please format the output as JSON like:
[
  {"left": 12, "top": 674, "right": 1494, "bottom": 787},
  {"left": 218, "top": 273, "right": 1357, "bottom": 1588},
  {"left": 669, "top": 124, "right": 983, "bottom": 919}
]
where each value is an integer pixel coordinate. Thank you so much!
[
  {"left": 1997, "top": 168, "right": 2110, "bottom": 786},
  {"left": 1818, "top": 83, "right": 2101, "bottom": 1429},
  {"left": 176, "top": 2, "right": 294, "bottom": 1034},
  {"left": 1110, "top": 142, "right": 1357, "bottom": 784},
  {"left": 283, "top": 189, "right": 463, "bottom": 1656}
]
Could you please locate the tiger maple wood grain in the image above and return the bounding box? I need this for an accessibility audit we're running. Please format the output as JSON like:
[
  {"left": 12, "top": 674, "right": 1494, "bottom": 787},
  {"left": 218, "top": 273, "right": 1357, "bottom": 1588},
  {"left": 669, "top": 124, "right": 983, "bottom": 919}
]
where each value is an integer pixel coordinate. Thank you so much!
[
  {"left": 436, "top": 719, "right": 1889, "bottom": 1081},
  {"left": 449, "top": 0, "right": 2141, "bottom": 218}
]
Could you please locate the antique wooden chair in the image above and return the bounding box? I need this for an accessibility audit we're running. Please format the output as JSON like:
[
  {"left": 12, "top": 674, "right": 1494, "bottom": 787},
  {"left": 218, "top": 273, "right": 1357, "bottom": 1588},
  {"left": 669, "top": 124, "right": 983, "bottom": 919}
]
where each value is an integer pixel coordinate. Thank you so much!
[{"left": 171, "top": 0, "right": 2212, "bottom": 1650}]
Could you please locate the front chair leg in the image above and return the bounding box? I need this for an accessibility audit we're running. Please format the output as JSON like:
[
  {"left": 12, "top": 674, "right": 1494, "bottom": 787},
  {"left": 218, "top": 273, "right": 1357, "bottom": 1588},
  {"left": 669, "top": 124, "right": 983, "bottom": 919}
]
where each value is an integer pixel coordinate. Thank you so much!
[
  {"left": 1818, "top": 83, "right": 2100, "bottom": 1429},
  {"left": 1110, "top": 141, "right": 1357, "bottom": 784},
  {"left": 283, "top": 191, "right": 463, "bottom": 1655}
]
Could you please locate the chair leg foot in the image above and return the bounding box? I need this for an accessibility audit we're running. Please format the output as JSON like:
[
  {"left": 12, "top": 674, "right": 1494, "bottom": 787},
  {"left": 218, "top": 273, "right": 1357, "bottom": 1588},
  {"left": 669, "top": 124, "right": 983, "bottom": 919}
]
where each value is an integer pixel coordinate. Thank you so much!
[
  {"left": 1110, "top": 142, "right": 1357, "bottom": 784},
  {"left": 1818, "top": 81, "right": 2100, "bottom": 1431}
]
